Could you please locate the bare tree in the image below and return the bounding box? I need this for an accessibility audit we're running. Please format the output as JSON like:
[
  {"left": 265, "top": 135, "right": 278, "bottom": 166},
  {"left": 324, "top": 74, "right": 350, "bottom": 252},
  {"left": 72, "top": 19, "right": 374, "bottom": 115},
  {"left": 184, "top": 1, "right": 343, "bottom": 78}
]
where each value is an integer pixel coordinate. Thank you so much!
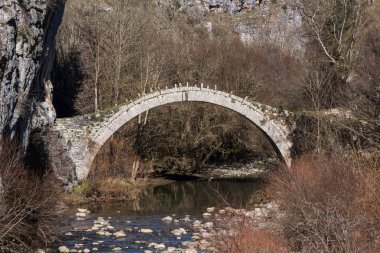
[
  {"left": 296, "top": 0, "right": 369, "bottom": 68},
  {"left": 0, "top": 141, "right": 59, "bottom": 253}
]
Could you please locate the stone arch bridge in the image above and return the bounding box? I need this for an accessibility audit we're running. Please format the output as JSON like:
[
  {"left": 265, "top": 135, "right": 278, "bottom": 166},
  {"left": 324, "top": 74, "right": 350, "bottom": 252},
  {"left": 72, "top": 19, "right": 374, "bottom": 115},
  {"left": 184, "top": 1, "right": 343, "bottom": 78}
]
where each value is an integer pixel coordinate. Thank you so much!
[{"left": 48, "top": 85, "right": 296, "bottom": 186}]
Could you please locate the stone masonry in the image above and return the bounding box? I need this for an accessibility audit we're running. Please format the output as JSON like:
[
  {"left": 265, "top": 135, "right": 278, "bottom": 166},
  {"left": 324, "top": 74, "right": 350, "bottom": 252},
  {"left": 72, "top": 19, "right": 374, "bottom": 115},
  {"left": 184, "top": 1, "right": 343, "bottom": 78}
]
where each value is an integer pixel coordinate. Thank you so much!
[{"left": 49, "top": 85, "right": 295, "bottom": 186}]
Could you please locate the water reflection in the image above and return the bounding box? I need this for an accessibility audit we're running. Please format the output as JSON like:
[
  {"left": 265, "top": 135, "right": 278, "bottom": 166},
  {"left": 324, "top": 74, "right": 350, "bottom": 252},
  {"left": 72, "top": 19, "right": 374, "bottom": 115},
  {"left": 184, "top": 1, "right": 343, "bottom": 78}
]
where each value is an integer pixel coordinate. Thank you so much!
[
  {"left": 93, "top": 179, "right": 264, "bottom": 215},
  {"left": 55, "top": 179, "right": 264, "bottom": 253}
]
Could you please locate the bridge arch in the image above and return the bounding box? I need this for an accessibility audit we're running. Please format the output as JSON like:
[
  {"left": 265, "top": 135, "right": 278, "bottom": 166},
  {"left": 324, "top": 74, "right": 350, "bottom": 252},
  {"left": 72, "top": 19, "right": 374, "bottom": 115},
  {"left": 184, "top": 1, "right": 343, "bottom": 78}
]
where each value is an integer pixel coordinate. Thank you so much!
[{"left": 54, "top": 86, "right": 294, "bottom": 182}]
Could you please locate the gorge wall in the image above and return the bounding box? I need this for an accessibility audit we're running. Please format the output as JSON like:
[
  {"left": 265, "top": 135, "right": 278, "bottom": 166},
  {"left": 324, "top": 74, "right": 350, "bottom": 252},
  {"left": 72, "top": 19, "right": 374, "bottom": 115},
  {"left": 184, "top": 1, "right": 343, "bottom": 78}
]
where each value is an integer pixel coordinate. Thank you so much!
[{"left": 0, "top": 0, "right": 65, "bottom": 146}]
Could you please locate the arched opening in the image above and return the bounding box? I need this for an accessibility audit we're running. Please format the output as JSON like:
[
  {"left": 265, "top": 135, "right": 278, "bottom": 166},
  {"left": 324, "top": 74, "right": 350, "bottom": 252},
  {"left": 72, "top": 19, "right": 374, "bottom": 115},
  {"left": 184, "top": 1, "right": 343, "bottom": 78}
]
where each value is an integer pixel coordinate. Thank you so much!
[
  {"left": 89, "top": 102, "right": 281, "bottom": 182},
  {"left": 80, "top": 87, "right": 293, "bottom": 182}
]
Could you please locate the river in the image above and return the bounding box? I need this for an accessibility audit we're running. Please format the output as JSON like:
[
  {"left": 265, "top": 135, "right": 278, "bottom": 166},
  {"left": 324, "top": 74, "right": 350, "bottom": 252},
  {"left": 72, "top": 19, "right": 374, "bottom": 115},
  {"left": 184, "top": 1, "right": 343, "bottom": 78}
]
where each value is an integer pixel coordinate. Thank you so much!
[{"left": 54, "top": 179, "right": 264, "bottom": 253}]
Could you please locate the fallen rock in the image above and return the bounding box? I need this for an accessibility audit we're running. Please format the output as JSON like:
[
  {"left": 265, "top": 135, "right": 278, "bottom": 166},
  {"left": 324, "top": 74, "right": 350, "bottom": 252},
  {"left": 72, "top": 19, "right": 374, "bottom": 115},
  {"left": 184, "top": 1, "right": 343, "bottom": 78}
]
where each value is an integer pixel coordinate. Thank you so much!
[
  {"left": 172, "top": 228, "right": 187, "bottom": 236},
  {"left": 202, "top": 213, "right": 212, "bottom": 218},
  {"left": 139, "top": 228, "right": 153, "bottom": 233},
  {"left": 192, "top": 220, "right": 202, "bottom": 228},
  {"left": 77, "top": 208, "right": 90, "bottom": 213},
  {"left": 162, "top": 216, "right": 173, "bottom": 222},
  {"left": 148, "top": 243, "right": 157, "bottom": 248},
  {"left": 134, "top": 240, "right": 147, "bottom": 244},
  {"left": 154, "top": 243, "right": 165, "bottom": 250},
  {"left": 58, "top": 246, "right": 70, "bottom": 253},
  {"left": 113, "top": 230, "right": 126, "bottom": 237},
  {"left": 184, "top": 248, "right": 198, "bottom": 253},
  {"left": 167, "top": 247, "right": 176, "bottom": 252},
  {"left": 204, "top": 222, "right": 213, "bottom": 228}
]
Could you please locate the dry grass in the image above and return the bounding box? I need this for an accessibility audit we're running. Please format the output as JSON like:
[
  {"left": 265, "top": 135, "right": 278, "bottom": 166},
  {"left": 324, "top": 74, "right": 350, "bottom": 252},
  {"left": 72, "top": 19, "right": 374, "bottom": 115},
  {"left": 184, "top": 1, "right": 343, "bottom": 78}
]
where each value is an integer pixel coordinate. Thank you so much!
[
  {"left": 91, "top": 134, "right": 153, "bottom": 179},
  {"left": 215, "top": 228, "right": 288, "bottom": 253},
  {"left": 64, "top": 135, "right": 151, "bottom": 204},
  {"left": 0, "top": 141, "right": 60, "bottom": 253},
  {"left": 209, "top": 213, "right": 289, "bottom": 253},
  {"left": 65, "top": 178, "right": 148, "bottom": 205},
  {"left": 358, "top": 152, "right": 380, "bottom": 233},
  {"left": 267, "top": 152, "right": 380, "bottom": 253}
]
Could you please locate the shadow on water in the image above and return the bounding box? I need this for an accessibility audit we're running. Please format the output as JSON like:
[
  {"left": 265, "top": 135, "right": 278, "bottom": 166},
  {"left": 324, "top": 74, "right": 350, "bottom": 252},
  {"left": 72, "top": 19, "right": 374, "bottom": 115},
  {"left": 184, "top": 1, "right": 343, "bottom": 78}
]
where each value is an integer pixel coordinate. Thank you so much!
[{"left": 92, "top": 179, "right": 265, "bottom": 215}]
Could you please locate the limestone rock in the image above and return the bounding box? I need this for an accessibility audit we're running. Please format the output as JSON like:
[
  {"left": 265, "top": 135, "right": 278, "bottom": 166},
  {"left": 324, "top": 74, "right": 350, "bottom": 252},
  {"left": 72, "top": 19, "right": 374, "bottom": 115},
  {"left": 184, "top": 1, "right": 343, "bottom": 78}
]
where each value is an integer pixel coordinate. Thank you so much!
[
  {"left": 58, "top": 246, "right": 70, "bottom": 253},
  {"left": 162, "top": 216, "right": 173, "bottom": 222},
  {"left": 113, "top": 230, "right": 126, "bottom": 237},
  {"left": 202, "top": 212, "right": 212, "bottom": 218},
  {"left": 139, "top": 228, "right": 153, "bottom": 233},
  {"left": 0, "top": 0, "right": 65, "bottom": 144}
]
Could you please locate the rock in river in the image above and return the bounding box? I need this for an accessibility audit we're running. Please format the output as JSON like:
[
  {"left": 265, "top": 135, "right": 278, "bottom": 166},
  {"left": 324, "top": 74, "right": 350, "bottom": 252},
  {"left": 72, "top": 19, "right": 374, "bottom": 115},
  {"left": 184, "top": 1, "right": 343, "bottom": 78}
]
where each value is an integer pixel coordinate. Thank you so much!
[
  {"left": 154, "top": 243, "right": 165, "bottom": 250},
  {"left": 139, "top": 228, "right": 153, "bottom": 233},
  {"left": 202, "top": 212, "right": 212, "bottom": 218},
  {"left": 75, "top": 212, "right": 87, "bottom": 217},
  {"left": 113, "top": 230, "right": 126, "bottom": 237},
  {"left": 77, "top": 208, "right": 90, "bottom": 213},
  {"left": 58, "top": 246, "right": 70, "bottom": 253},
  {"left": 161, "top": 216, "right": 173, "bottom": 222}
]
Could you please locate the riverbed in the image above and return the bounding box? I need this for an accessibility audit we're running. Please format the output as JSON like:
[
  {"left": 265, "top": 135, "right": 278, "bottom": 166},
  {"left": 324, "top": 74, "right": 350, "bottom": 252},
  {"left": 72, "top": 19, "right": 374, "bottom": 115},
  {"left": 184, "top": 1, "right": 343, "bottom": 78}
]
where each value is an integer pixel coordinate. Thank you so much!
[{"left": 53, "top": 179, "right": 264, "bottom": 253}]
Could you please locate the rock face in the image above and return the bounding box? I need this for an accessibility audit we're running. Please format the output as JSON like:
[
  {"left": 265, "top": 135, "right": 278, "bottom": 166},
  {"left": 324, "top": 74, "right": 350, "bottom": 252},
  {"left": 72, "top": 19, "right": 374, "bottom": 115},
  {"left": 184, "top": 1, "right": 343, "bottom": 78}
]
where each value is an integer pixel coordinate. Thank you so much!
[
  {"left": 157, "top": 1, "right": 303, "bottom": 55},
  {"left": 0, "top": 0, "right": 65, "bottom": 146}
]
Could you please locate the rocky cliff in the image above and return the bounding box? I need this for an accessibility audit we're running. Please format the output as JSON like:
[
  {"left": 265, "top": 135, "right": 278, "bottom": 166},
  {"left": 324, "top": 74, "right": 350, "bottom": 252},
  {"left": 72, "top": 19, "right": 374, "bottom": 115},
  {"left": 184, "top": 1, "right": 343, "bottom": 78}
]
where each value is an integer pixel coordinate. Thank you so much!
[
  {"left": 157, "top": 0, "right": 303, "bottom": 55},
  {"left": 0, "top": 0, "right": 65, "bottom": 146}
]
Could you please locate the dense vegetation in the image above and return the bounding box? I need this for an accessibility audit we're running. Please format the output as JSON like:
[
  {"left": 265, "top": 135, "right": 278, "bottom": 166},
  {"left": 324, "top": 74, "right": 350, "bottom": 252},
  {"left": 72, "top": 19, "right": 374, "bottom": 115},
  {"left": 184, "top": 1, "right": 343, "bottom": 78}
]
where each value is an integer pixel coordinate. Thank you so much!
[
  {"left": 54, "top": 0, "right": 304, "bottom": 174},
  {"left": 0, "top": 0, "right": 378, "bottom": 252},
  {"left": 54, "top": 0, "right": 379, "bottom": 173},
  {"left": 0, "top": 141, "right": 59, "bottom": 253},
  {"left": 53, "top": 0, "right": 380, "bottom": 251},
  {"left": 210, "top": 1, "right": 380, "bottom": 251}
]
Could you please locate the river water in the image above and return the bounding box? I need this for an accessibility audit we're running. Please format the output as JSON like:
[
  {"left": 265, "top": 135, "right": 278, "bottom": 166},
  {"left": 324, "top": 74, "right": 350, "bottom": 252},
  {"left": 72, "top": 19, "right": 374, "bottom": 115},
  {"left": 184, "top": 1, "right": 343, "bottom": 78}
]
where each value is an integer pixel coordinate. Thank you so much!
[{"left": 54, "top": 179, "right": 264, "bottom": 253}]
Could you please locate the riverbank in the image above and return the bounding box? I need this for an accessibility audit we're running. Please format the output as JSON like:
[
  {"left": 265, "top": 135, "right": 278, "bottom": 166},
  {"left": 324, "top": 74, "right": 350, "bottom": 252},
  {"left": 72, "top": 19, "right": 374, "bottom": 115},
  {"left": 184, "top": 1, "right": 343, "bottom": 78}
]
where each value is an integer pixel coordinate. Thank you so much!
[
  {"left": 54, "top": 203, "right": 280, "bottom": 253},
  {"left": 27, "top": 151, "right": 380, "bottom": 253},
  {"left": 153, "top": 158, "right": 278, "bottom": 180},
  {"left": 61, "top": 178, "right": 176, "bottom": 206},
  {"left": 45, "top": 151, "right": 380, "bottom": 253},
  {"left": 187, "top": 203, "right": 287, "bottom": 252},
  {"left": 52, "top": 179, "right": 266, "bottom": 253},
  {"left": 62, "top": 160, "right": 274, "bottom": 206}
]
